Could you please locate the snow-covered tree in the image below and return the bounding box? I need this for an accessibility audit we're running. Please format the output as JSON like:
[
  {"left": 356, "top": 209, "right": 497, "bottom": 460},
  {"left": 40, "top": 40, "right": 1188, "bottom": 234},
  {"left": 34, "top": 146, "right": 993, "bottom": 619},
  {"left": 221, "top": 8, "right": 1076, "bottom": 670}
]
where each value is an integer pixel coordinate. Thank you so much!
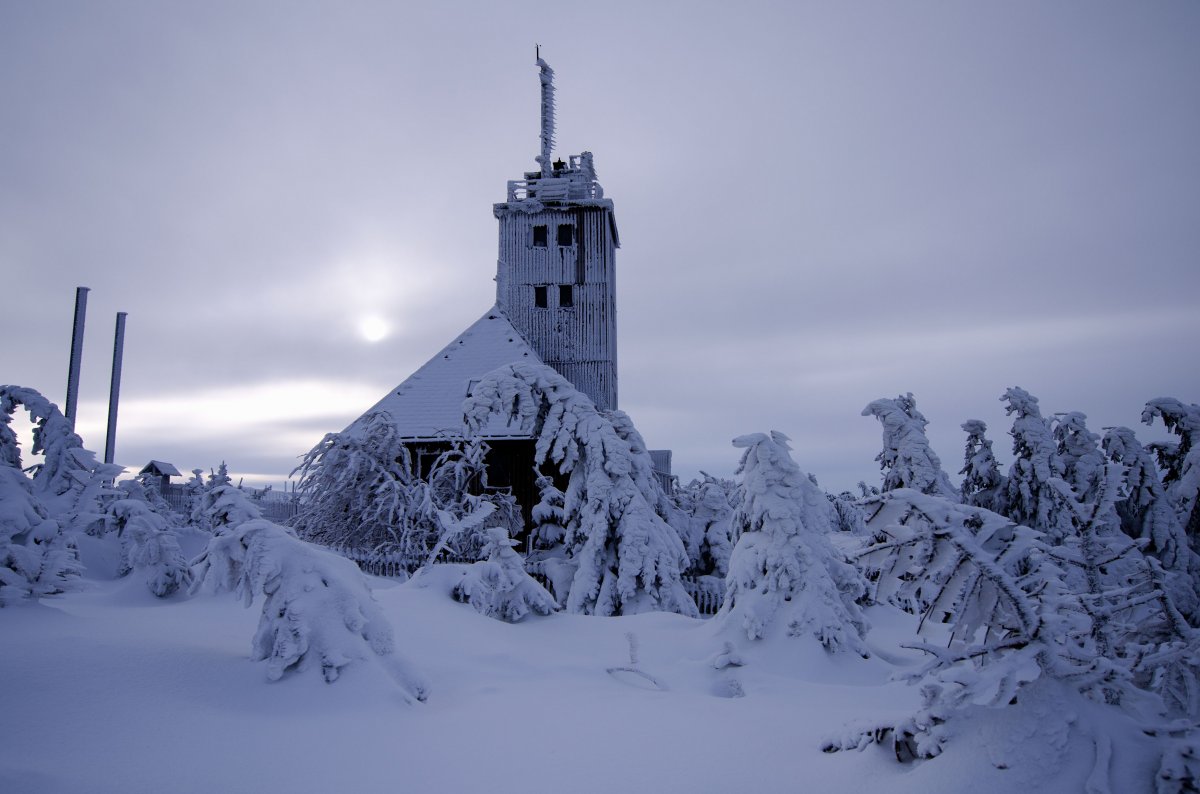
[
  {"left": 452, "top": 527, "right": 558, "bottom": 622},
  {"left": 959, "top": 419, "right": 1005, "bottom": 513},
  {"left": 862, "top": 394, "right": 958, "bottom": 499},
  {"left": 1053, "top": 412, "right": 1108, "bottom": 501},
  {"left": 835, "top": 485, "right": 1196, "bottom": 768},
  {"left": 0, "top": 465, "right": 80, "bottom": 607},
  {"left": 108, "top": 493, "right": 192, "bottom": 597},
  {"left": 1142, "top": 398, "right": 1200, "bottom": 548},
  {"left": 828, "top": 492, "right": 869, "bottom": 536},
  {"left": 674, "top": 474, "right": 736, "bottom": 576},
  {"left": 199, "top": 484, "right": 263, "bottom": 532},
  {"left": 207, "top": 462, "right": 232, "bottom": 489},
  {"left": 529, "top": 472, "right": 566, "bottom": 550},
  {"left": 1000, "top": 387, "right": 1074, "bottom": 542},
  {"left": 0, "top": 385, "right": 116, "bottom": 605},
  {"left": 464, "top": 362, "right": 696, "bottom": 617},
  {"left": 294, "top": 411, "right": 508, "bottom": 561},
  {"left": 719, "top": 431, "right": 869, "bottom": 655},
  {"left": 191, "top": 488, "right": 426, "bottom": 697},
  {"left": 1103, "top": 426, "right": 1199, "bottom": 618},
  {"left": 292, "top": 411, "right": 422, "bottom": 552}
]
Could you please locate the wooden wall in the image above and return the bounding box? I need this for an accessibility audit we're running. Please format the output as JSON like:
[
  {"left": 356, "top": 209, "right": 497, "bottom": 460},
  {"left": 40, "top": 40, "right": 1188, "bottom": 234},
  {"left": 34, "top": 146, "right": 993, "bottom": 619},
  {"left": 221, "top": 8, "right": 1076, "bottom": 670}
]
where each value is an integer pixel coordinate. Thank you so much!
[{"left": 494, "top": 203, "right": 618, "bottom": 411}]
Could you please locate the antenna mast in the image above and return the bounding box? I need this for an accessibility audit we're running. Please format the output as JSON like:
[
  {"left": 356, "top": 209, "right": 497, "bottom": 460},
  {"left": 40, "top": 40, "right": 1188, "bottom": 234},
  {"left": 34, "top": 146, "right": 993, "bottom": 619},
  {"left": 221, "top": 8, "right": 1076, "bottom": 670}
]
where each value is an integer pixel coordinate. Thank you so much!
[{"left": 535, "top": 48, "right": 555, "bottom": 178}]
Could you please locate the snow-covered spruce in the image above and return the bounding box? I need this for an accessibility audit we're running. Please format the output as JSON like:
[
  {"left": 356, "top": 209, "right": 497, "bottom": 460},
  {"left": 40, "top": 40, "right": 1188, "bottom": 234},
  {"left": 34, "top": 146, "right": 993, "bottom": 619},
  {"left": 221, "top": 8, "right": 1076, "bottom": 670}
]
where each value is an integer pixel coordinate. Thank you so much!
[
  {"left": 0, "top": 466, "right": 80, "bottom": 606},
  {"left": 1000, "top": 387, "right": 1074, "bottom": 542},
  {"left": 1104, "top": 425, "right": 1200, "bottom": 618},
  {"left": 0, "top": 385, "right": 117, "bottom": 606},
  {"left": 848, "top": 485, "right": 1200, "bottom": 763},
  {"left": 1054, "top": 412, "right": 1108, "bottom": 500},
  {"left": 673, "top": 474, "right": 736, "bottom": 576},
  {"left": 1142, "top": 398, "right": 1200, "bottom": 550},
  {"left": 719, "top": 431, "right": 869, "bottom": 655},
  {"left": 861, "top": 394, "right": 958, "bottom": 499},
  {"left": 452, "top": 527, "right": 558, "bottom": 622},
  {"left": 464, "top": 362, "right": 696, "bottom": 617},
  {"left": 959, "top": 419, "right": 1006, "bottom": 513},
  {"left": 198, "top": 484, "right": 264, "bottom": 532},
  {"left": 191, "top": 489, "right": 424, "bottom": 696},
  {"left": 835, "top": 488, "right": 1113, "bottom": 762},
  {"left": 828, "top": 491, "right": 869, "bottom": 536},
  {"left": 108, "top": 492, "right": 192, "bottom": 597},
  {"left": 529, "top": 472, "right": 567, "bottom": 550}
]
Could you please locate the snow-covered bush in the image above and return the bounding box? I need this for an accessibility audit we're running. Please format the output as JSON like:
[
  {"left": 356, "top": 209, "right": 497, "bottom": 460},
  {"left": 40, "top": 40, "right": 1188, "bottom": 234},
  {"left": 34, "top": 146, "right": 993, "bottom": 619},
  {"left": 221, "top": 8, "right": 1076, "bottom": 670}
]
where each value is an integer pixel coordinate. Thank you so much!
[
  {"left": 959, "top": 419, "right": 1005, "bottom": 513},
  {"left": 192, "top": 488, "right": 425, "bottom": 697},
  {"left": 719, "top": 431, "right": 869, "bottom": 655},
  {"left": 464, "top": 362, "right": 696, "bottom": 617},
  {"left": 862, "top": 394, "right": 958, "bottom": 499},
  {"left": 452, "top": 527, "right": 558, "bottom": 622},
  {"left": 108, "top": 493, "right": 192, "bottom": 597}
]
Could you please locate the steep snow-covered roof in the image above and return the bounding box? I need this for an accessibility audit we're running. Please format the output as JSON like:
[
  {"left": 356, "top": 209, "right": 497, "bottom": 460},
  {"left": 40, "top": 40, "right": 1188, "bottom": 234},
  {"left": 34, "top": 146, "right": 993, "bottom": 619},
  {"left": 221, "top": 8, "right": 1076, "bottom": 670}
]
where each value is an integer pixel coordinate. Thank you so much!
[{"left": 346, "top": 307, "right": 543, "bottom": 441}]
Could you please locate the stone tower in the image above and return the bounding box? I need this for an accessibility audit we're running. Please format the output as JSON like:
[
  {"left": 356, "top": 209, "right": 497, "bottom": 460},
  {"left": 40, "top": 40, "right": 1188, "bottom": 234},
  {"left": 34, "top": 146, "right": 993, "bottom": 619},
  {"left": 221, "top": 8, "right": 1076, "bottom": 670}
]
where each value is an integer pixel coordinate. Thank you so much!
[{"left": 493, "top": 57, "right": 620, "bottom": 411}]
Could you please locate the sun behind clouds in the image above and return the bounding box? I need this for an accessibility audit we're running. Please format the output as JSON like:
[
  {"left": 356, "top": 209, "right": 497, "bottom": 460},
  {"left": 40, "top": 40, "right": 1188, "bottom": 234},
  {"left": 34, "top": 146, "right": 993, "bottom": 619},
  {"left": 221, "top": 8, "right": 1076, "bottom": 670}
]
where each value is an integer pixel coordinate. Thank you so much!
[{"left": 357, "top": 314, "right": 390, "bottom": 343}]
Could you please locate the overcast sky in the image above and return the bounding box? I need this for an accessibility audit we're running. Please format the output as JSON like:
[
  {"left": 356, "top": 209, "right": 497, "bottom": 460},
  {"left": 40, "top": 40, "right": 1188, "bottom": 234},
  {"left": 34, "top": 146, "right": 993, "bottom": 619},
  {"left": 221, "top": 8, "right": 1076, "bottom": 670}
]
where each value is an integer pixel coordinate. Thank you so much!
[{"left": 3, "top": 1, "right": 1198, "bottom": 493}]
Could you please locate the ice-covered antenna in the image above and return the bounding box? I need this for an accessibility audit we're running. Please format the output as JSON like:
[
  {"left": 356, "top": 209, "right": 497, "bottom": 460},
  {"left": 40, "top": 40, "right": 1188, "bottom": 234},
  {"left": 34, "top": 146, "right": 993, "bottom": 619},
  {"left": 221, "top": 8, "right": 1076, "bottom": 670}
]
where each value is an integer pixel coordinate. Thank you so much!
[{"left": 535, "top": 48, "right": 555, "bottom": 178}]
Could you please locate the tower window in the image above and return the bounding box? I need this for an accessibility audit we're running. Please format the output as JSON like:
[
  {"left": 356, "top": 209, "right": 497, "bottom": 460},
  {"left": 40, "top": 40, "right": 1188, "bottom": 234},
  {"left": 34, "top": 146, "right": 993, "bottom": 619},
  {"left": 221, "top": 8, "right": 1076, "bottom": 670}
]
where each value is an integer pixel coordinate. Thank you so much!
[
  {"left": 559, "top": 284, "right": 573, "bottom": 307},
  {"left": 534, "top": 285, "right": 548, "bottom": 308},
  {"left": 557, "top": 224, "right": 574, "bottom": 246},
  {"left": 532, "top": 225, "right": 548, "bottom": 247}
]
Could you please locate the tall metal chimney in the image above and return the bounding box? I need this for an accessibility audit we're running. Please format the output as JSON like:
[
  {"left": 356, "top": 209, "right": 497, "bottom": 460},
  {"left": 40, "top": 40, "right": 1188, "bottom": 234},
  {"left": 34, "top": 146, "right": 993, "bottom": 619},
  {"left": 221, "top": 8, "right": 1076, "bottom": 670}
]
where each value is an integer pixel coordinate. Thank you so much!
[
  {"left": 104, "top": 312, "right": 128, "bottom": 465},
  {"left": 65, "top": 286, "right": 90, "bottom": 430}
]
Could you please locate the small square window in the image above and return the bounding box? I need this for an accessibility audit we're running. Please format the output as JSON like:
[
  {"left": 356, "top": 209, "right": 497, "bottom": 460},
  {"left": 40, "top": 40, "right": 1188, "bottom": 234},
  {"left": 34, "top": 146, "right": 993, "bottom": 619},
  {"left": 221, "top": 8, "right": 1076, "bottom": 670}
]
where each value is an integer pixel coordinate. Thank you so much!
[
  {"left": 534, "top": 285, "right": 548, "bottom": 308},
  {"left": 559, "top": 284, "right": 573, "bottom": 307},
  {"left": 557, "top": 224, "right": 574, "bottom": 246},
  {"left": 532, "top": 225, "right": 548, "bottom": 247}
]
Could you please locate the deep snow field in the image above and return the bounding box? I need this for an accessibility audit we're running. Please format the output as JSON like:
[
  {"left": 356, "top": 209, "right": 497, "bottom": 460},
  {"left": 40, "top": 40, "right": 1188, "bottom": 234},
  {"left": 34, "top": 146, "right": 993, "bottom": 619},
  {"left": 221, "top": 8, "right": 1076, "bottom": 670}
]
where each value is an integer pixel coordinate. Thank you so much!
[{"left": 0, "top": 533, "right": 1158, "bottom": 794}]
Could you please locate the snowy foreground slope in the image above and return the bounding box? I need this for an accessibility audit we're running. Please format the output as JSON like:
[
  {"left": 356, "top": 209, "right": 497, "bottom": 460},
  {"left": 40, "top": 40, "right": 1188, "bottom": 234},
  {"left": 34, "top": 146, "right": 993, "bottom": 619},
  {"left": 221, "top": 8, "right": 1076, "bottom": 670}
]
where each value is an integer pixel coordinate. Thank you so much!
[{"left": 1, "top": 562, "right": 1155, "bottom": 793}]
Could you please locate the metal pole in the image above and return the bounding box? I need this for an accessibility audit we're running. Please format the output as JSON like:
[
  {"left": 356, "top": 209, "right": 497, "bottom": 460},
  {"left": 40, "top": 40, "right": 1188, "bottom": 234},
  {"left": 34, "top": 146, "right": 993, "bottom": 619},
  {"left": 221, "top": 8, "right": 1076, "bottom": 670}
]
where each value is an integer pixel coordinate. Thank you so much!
[
  {"left": 104, "top": 312, "right": 128, "bottom": 465},
  {"left": 65, "top": 286, "right": 90, "bottom": 430}
]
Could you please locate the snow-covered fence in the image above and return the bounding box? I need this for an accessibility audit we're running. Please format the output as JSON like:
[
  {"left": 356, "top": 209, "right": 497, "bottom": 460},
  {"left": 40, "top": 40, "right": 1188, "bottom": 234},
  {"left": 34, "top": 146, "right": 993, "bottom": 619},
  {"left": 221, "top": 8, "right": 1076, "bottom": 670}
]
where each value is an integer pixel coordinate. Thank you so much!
[
  {"left": 681, "top": 575, "right": 725, "bottom": 617},
  {"left": 161, "top": 485, "right": 298, "bottom": 524},
  {"left": 332, "top": 547, "right": 478, "bottom": 579},
  {"left": 163, "top": 489, "right": 188, "bottom": 514},
  {"left": 333, "top": 546, "right": 726, "bottom": 617}
]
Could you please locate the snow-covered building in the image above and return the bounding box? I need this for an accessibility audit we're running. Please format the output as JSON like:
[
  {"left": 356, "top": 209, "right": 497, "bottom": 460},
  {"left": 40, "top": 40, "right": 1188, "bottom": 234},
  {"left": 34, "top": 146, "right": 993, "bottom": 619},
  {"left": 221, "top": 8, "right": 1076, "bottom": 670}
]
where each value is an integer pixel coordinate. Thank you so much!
[
  {"left": 345, "top": 58, "right": 668, "bottom": 529},
  {"left": 138, "top": 460, "right": 182, "bottom": 495}
]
